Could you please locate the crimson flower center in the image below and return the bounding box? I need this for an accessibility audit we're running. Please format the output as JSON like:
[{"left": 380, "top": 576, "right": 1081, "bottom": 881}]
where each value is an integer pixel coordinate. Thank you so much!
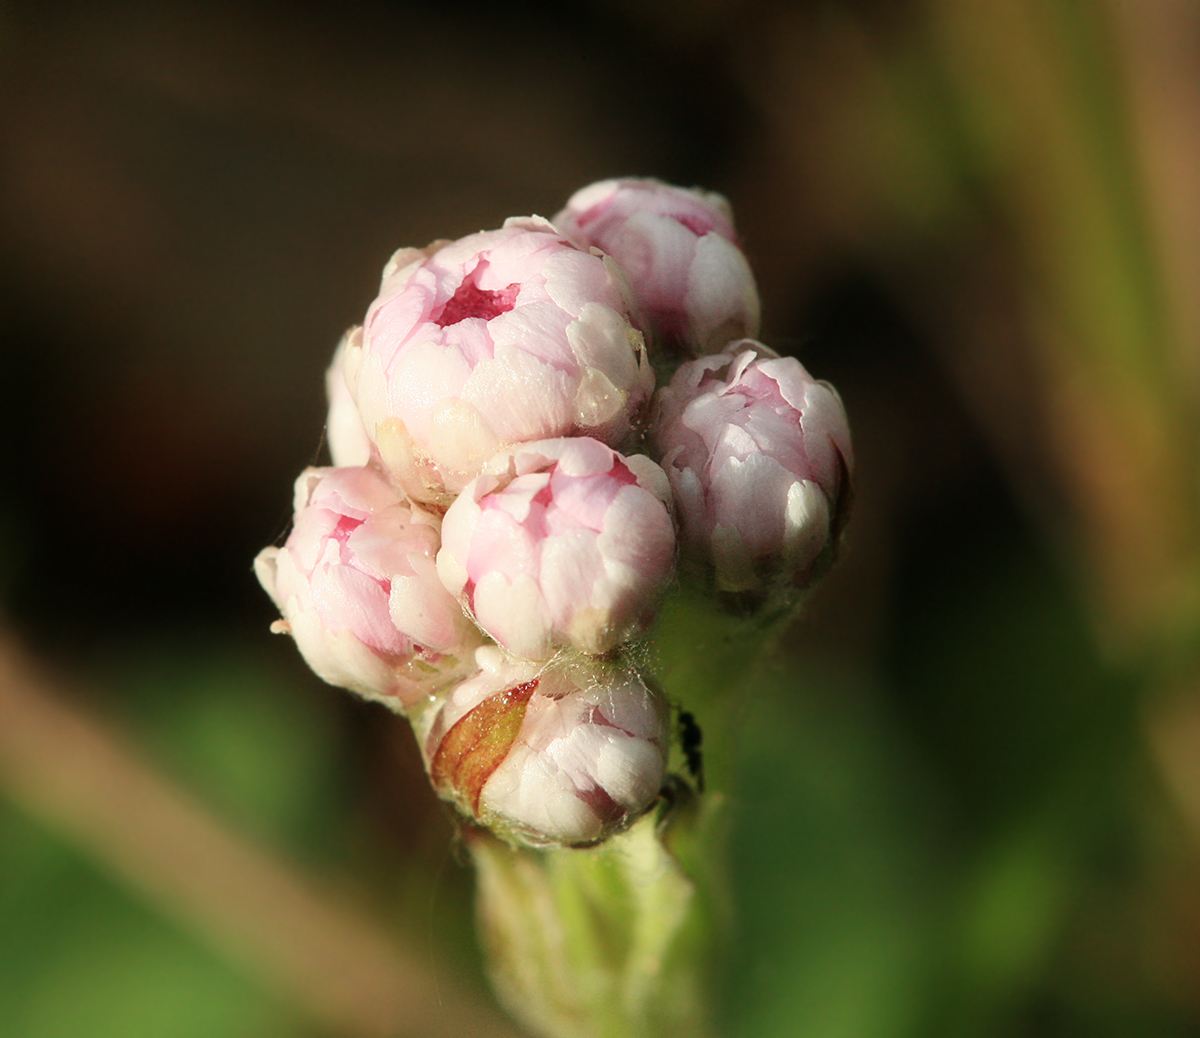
[{"left": 435, "top": 265, "right": 521, "bottom": 327}]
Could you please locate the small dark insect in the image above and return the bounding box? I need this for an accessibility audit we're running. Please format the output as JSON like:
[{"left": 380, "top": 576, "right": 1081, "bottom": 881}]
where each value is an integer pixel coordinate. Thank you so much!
[{"left": 678, "top": 710, "right": 705, "bottom": 793}]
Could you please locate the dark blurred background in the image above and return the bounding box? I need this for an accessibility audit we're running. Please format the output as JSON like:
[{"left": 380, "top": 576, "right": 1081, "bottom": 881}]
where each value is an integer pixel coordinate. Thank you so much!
[{"left": 3, "top": 1, "right": 1200, "bottom": 1036}]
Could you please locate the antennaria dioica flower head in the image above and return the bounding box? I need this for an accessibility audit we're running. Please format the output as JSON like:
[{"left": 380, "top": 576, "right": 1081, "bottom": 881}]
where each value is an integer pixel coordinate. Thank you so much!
[
  {"left": 255, "top": 465, "right": 481, "bottom": 711},
  {"left": 343, "top": 216, "right": 654, "bottom": 509},
  {"left": 654, "top": 340, "right": 853, "bottom": 595},
  {"left": 554, "top": 177, "right": 761, "bottom": 355},
  {"left": 436, "top": 436, "right": 677, "bottom": 660},
  {"left": 421, "top": 646, "right": 668, "bottom": 847}
]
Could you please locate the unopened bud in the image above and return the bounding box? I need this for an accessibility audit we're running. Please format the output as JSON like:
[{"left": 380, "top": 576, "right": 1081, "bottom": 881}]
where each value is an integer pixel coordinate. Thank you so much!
[
  {"left": 255, "top": 466, "right": 481, "bottom": 710},
  {"left": 554, "top": 177, "right": 760, "bottom": 354},
  {"left": 654, "top": 341, "right": 852, "bottom": 593},
  {"left": 424, "top": 648, "right": 667, "bottom": 846},
  {"left": 437, "top": 437, "right": 676, "bottom": 660},
  {"left": 348, "top": 217, "right": 654, "bottom": 507}
]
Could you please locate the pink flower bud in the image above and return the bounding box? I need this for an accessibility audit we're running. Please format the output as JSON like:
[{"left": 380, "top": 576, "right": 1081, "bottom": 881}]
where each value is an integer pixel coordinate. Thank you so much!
[
  {"left": 437, "top": 437, "right": 676, "bottom": 660},
  {"left": 423, "top": 648, "right": 667, "bottom": 846},
  {"left": 653, "top": 341, "right": 853, "bottom": 593},
  {"left": 554, "top": 177, "right": 761, "bottom": 354},
  {"left": 346, "top": 217, "right": 654, "bottom": 507},
  {"left": 325, "top": 328, "right": 372, "bottom": 468},
  {"left": 254, "top": 466, "right": 481, "bottom": 710}
]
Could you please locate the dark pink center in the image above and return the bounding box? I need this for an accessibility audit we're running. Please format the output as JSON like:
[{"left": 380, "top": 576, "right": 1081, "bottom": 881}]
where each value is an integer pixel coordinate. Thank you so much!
[
  {"left": 331, "top": 514, "right": 365, "bottom": 546},
  {"left": 328, "top": 513, "right": 392, "bottom": 594},
  {"left": 434, "top": 264, "right": 520, "bottom": 327},
  {"left": 328, "top": 511, "right": 364, "bottom": 559},
  {"left": 608, "top": 458, "right": 639, "bottom": 487}
]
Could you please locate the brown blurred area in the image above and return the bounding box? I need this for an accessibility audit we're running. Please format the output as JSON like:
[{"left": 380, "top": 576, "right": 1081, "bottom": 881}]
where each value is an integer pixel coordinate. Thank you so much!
[
  {"left": 3, "top": 1, "right": 1200, "bottom": 1035},
  {"left": 0, "top": 0, "right": 748, "bottom": 639},
  {"left": 0, "top": 0, "right": 969, "bottom": 700}
]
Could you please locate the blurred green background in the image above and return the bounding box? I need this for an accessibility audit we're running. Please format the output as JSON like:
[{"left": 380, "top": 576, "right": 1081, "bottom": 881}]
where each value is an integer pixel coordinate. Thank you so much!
[{"left": 2, "top": 1, "right": 1199, "bottom": 1035}]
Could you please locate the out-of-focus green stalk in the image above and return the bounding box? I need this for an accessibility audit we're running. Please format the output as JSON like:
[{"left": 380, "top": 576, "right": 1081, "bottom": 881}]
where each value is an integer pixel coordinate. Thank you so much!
[
  {"left": 468, "top": 589, "right": 796, "bottom": 1038},
  {"left": 789, "top": 0, "right": 1198, "bottom": 652},
  {"left": 922, "top": 0, "right": 1200, "bottom": 653},
  {"left": 785, "top": 0, "right": 1200, "bottom": 1017}
]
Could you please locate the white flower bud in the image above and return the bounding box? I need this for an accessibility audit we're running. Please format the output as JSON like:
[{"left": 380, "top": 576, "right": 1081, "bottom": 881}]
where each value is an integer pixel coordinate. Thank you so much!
[
  {"left": 654, "top": 341, "right": 853, "bottom": 592},
  {"left": 350, "top": 218, "right": 654, "bottom": 507},
  {"left": 423, "top": 648, "right": 668, "bottom": 847},
  {"left": 555, "top": 177, "right": 760, "bottom": 354},
  {"left": 437, "top": 437, "right": 676, "bottom": 660},
  {"left": 255, "top": 465, "right": 482, "bottom": 711}
]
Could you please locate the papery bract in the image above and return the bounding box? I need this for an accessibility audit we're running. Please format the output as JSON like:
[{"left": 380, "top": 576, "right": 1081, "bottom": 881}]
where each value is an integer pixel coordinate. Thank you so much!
[
  {"left": 437, "top": 437, "right": 676, "bottom": 660},
  {"left": 345, "top": 217, "right": 654, "bottom": 508},
  {"left": 423, "top": 647, "right": 667, "bottom": 846},
  {"left": 325, "top": 327, "right": 372, "bottom": 468},
  {"left": 255, "top": 465, "right": 481, "bottom": 710},
  {"left": 554, "top": 177, "right": 760, "bottom": 354},
  {"left": 654, "top": 340, "right": 853, "bottom": 592}
]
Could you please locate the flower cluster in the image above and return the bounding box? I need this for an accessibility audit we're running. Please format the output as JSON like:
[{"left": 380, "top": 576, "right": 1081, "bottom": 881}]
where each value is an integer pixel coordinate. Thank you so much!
[{"left": 257, "top": 178, "right": 852, "bottom": 847}]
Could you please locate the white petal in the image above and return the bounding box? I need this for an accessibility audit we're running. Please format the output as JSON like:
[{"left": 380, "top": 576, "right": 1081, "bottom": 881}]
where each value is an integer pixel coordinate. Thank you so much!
[
  {"left": 782, "top": 480, "right": 831, "bottom": 572},
  {"left": 473, "top": 571, "right": 554, "bottom": 660},
  {"left": 684, "top": 234, "right": 760, "bottom": 352},
  {"left": 253, "top": 548, "right": 281, "bottom": 609}
]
